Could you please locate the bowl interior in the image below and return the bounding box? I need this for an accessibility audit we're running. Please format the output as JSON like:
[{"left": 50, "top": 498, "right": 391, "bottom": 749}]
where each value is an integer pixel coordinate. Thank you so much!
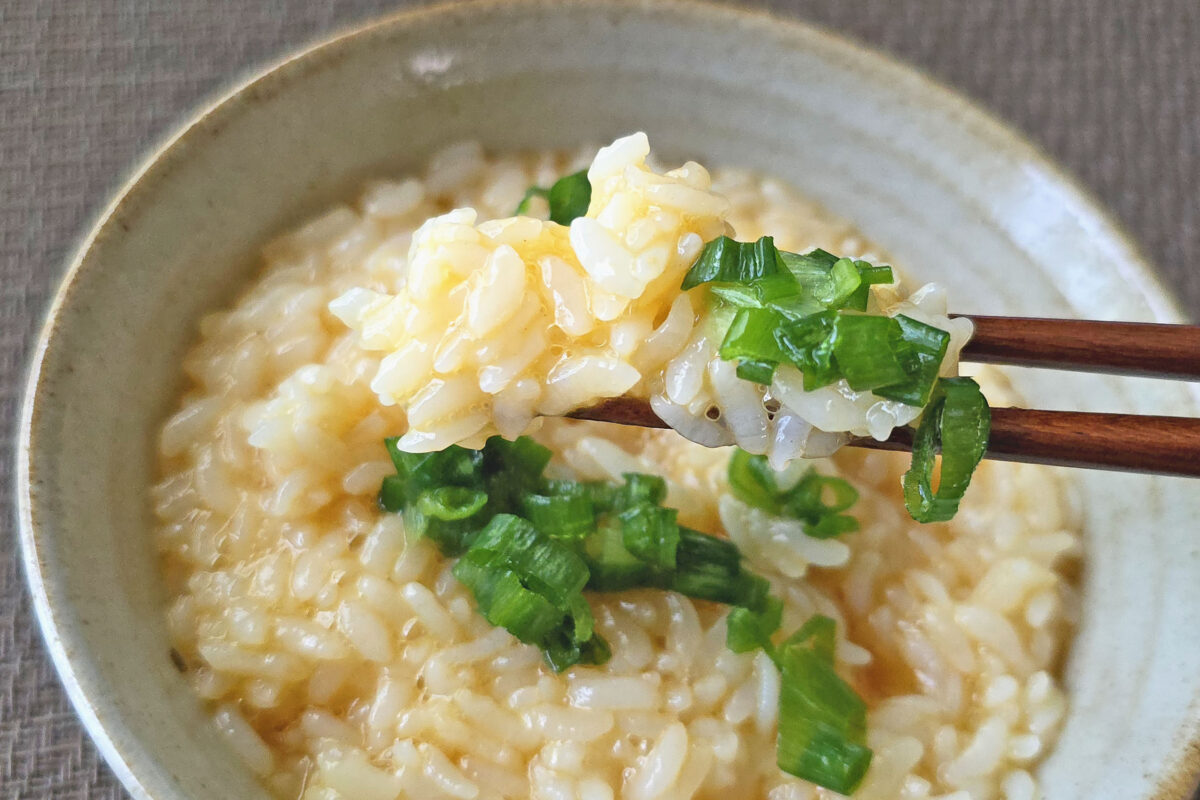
[{"left": 20, "top": 2, "right": 1200, "bottom": 798}]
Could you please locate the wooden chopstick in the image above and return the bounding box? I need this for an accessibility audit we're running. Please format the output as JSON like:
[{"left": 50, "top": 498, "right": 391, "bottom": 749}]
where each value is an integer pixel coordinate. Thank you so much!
[
  {"left": 569, "top": 398, "right": 1200, "bottom": 477},
  {"left": 852, "top": 408, "right": 1200, "bottom": 477},
  {"left": 960, "top": 316, "right": 1200, "bottom": 380}
]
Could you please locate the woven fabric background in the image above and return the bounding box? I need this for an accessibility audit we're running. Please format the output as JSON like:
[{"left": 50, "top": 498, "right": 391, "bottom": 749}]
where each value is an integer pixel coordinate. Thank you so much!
[{"left": 1, "top": 1, "right": 1197, "bottom": 797}]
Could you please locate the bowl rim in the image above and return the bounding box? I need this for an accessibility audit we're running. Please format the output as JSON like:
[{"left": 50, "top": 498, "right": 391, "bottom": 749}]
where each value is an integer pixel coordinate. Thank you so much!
[{"left": 15, "top": 1, "right": 1198, "bottom": 798}]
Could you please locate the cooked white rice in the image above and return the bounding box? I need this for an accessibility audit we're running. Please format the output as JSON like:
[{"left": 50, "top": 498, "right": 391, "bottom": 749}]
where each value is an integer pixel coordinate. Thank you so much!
[
  {"left": 329, "top": 133, "right": 974, "bottom": 462},
  {"left": 154, "top": 139, "right": 1080, "bottom": 800}
]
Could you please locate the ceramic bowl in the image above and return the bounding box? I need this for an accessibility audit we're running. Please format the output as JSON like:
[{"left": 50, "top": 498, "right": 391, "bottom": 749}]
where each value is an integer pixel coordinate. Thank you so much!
[{"left": 17, "top": 1, "right": 1200, "bottom": 798}]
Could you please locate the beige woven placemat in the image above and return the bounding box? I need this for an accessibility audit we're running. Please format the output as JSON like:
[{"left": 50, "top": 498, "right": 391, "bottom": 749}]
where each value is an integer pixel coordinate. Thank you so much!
[{"left": 2, "top": 1, "right": 1197, "bottom": 797}]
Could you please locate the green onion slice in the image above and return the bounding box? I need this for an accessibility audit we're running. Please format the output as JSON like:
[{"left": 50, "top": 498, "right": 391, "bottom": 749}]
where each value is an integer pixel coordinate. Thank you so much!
[
  {"left": 668, "top": 566, "right": 770, "bottom": 611},
  {"left": 546, "top": 170, "right": 592, "bottom": 225},
  {"left": 774, "top": 310, "right": 840, "bottom": 391},
  {"left": 719, "top": 308, "right": 790, "bottom": 364},
  {"left": 774, "top": 614, "right": 872, "bottom": 794},
  {"left": 514, "top": 170, "right": 592, "bottom": 224},
  {"left": 522, "top": 493, "right": 595, "bottom": 540},
  {"left": 682, "top": 236, "right": 788, "bottom": 290},
  {"left": 513, "top": 186, "right": 549, "bottom": 217},
  {"left": 616, "top": 472, "right": 668, "bottom": 508},
  {"left": 831, "top": 315, "right": 909, "bottom": 391},
  {"left": 452, "top": 551, "right": 565, "bottom": 644},
  {"left": 779, "top": 251, "right": 863, "bottom": 309},
  {"left": 582, "top": 519, "right": 654, "bottom": 591},
  {"left": 618, "top": 504, "right": 680, "bottom": 570},
  {"left": 902, "top": 377, "right": 991, "bottom": 523},
  {"left": 416, "top": 487, "right": 488, "bottom": 521},
  {"left": 378, "top": 474, "right": 407, "bottom": 513},
  {"left": 735, "top": 359, "right": 779, "bottom": 385},
  {"left": 469, "top": 515, "right": 590, "bottom": 608},
  {"left": 542, "top": 628, "right": 612, "bottom": 673},
  {"left": 544, "top": 479, "right": 619, "bottom": 513},
  {"left": 842, "top": 262, "right": 895, "bottom": 311},
  {"left": 726, "top": 595, "right": 784, "bottom": 653},
  {"left": 873, "top": 315, "right": 951, "bottom": 406},
  {"left": 727, "top": 448, "right": 786, "bottom": 514},
  {"left": 776, "top": 612, "right": 838, "bottom": 664},
  {"left": 728, "top": 450, "right": 860, "bottom": 539}
]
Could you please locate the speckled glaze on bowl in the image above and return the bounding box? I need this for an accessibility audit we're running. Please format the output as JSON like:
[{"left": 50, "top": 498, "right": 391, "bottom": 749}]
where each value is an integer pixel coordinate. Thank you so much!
[{"left": 17, "top": 1, "right": 1200, "bottom": 798}]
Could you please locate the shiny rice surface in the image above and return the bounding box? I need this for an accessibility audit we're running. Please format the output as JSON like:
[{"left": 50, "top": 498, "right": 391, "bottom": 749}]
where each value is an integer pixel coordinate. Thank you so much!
[{"left": 154, "top": 144, "right": 1079, "bottom": 800}]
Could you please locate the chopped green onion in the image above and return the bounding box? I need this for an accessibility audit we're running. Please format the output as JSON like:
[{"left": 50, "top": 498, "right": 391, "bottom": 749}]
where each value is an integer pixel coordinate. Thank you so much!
[
  {"left": 582, "top": 519, "right": 654, "bottom": 590},
  {"left": 782, "top": 472, "right": 860, "bottom": 539},
  {"left": 378, "top": 474, "right": 407, "bottom": 513},
  {"left": 776, "top": 612, "right": 838, "bottom": 664},
  {"left": 618, "top": 505, "right": 680, "bottom": 570},
  {"left": 469, "top": 515, "right": 590, "bottom": 608},
  {"left": 778, "top": 629, "right": 861, "bottom": 735},
  {"left": 735, "top": 359, "right": 779, "bottom": 385},
  {"left": 774, "top": 310, "right": 840, "bottom": 390},
  {"left": 783, "top": 247, "right": 839, "bottom": 276},
  {"left": 903, "top": 377, "right": 991, "bottom": 523},
  {"left": 379, "top": 434, "right": 874, "bottom": 786},
  {"left": 403, "top": 508, "right": 484, "bottom": 556},
  {"left": 707, "top": 283, "right": 766, "bottom": 308},
  {"left": 773, "top": 614, "right": 872, "bottom": 794},
  {"left": 685, "top": 237, "right": 895, "bottom": 320},
  {"left": 804, "top": 513, "right": 860, "bottom": 540},
  {"left": 776, "top": 652, "right": 871, "bottom": 787},
  {"left": 616, "top": 473, "right": 668, "bottom": 508},
  {"left": 452, "top": 551, "right": 565, "bottom": 643},
  {"left": 670, "top": 527, "right": 769, "bottom": 610},
  {"left": 727, "top": 606, "right": 873, "bottom": 794},
  {"left": 565, "top": 593, "right": 597, "bottom": 643},
  {"left": 416, "top": 486, "right": 488, "bottom": 521},
  {"left": 685, "top": 236, "right": 993, "bottom": 527},
  {"left": 542, "top": 627, "right": 612, "bottom": 673},
  {"left": 842, "top": 262, "right": 895, "bottom": 311},
  {"left": 483, "top": 436, "right": 551, "bottom": 481},
  {"left": 673, "top": 526, "right": 743, "bottom": 576},
  {"left": 546, "top": 170, "right": 592, "bottom": 225},
  {"left": 696, "top": 247, "right": 949, "bottom": 410},
  {"left": 682, "top": 236, "right": 787, "bottom": 290},
  {"left": 455, "top": 514, "right": 604, "bottom": 669},
  {"left": 873, "top": 315, "right": 951, "bottom": 406},
  {"left": 764, "top": 294, "right": 828, "bottom": 320},
  {"left": 859, "top": 264, "right": 895, "bottom": 283},
  {"left": 668, "top": 566, "right": 770, "bottom": 610},
  {"left": 521, "top": 492, "right": 595, "bottom": 540},
  {"left": 514, "top": 170, "right": 592, "bottom": 224},
  {"left": 728, "top": 449, "right": 860, "bottom": 539},
  {"left": 727, "top": 448, "right": 786, "bottom": 514},
  {"left": 405, "top": 488, "right": 490, "bottom": 554},
  {"left": 687, "top": 238, "right": 977, "bottom": 528},
  {"left": 544, "top": 479, "right": 620, "bottom": 513},
  {"left": 781, "top": 472, "right": 859, "bottom": 518},
  {"left": 383, "top": 441, "right": 485, "bottom": 501},
  {"left": 776, "top": 312, "right": 939, "bottom": 395},
  {"left": 685, "top": 237, "right": 941, "bottom": 395},
  {"left": 776, "top": 665, "right": 874, "bottom": 795},
  {"left": 719, "top": 308, "right": 790, "bottom": 364},
  {"left": 707, "top": 271, "right": 804, "bottom": 309},
  {"left": 726, "top": 595, "right": 783, "bottom": 653},
  {"left": 513, "top": 186, "right": 549, "bottom": 216},
  {"left": 779, "top": 251, "right": 863, "bottom": 309},
  {"left": 831, "top": 315, "right": 909, "bottom": 391}
]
